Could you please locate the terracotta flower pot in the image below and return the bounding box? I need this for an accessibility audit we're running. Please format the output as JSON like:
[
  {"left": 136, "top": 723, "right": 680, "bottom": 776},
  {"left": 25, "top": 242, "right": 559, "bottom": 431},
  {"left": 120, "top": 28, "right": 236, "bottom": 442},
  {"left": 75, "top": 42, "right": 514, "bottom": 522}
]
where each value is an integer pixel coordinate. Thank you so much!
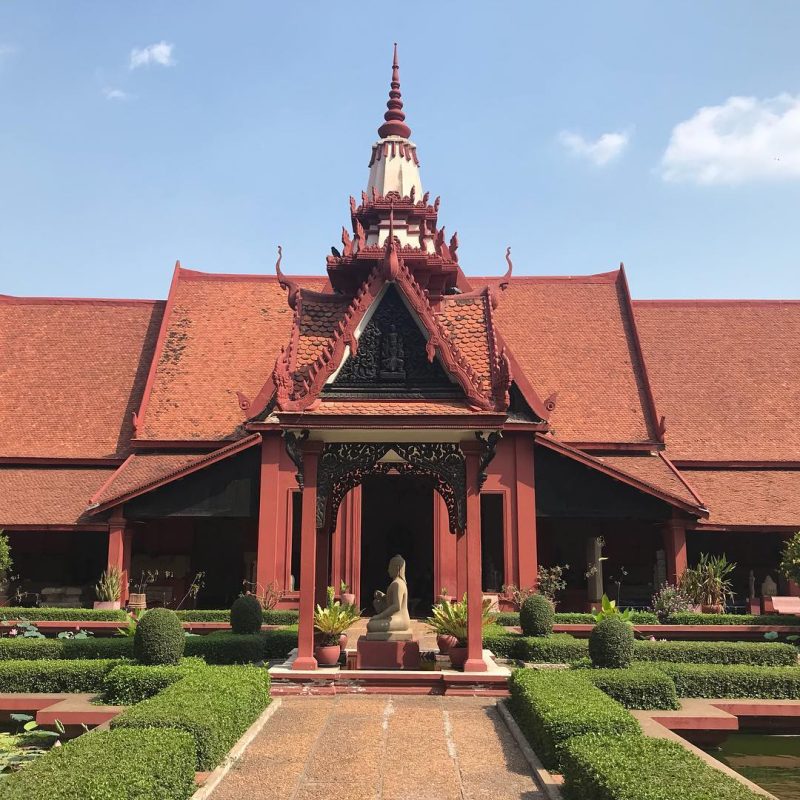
[
  {"left": 314, "top": 644, "right": 342, "bottom": 667},
  {"left": 127, "top": 593, "right": 147, "bottom": 611},
  {"left": 701, "top": 603, "right": 723, "bottom": 614},
  {"left": 341, "top": 593, "right": 356, "bottom": 606},
  {"left": 339, "top": 633, "right": 348, "bottom": 652},
  {"left": 93, "top": 600, "right": 121, "bottom": 610},
  {"left": 448, "top": 645, "right": 468, "bottom": 670},
  {"left": 437, "top": 634, "right": 458, "bottom": 655}
]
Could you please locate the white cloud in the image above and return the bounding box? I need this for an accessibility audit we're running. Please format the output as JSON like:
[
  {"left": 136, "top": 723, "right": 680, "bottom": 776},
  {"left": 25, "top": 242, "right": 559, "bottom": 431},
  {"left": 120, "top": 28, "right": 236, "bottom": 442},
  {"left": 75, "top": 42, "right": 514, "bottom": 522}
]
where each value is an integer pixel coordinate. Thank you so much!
[
  {"left": 661, "top": 93, "right": 800, "bottom": 184},
  {"left": 102, "top": 87, "right": 128, "bottom": 100},
  {"left": 558, "top": 129, "right": 630, "bottom": 166},
  {"left": 129, "top": 41, "right": 175, "bottom": 70}
]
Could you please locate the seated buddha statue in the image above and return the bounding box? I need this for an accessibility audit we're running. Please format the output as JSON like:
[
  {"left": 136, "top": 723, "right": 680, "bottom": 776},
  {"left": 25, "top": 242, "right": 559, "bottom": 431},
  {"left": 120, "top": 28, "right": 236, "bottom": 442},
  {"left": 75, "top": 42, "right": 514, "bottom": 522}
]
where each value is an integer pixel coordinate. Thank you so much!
[{"left": 365, "top": 554, "right": 413, "bottom": 640}]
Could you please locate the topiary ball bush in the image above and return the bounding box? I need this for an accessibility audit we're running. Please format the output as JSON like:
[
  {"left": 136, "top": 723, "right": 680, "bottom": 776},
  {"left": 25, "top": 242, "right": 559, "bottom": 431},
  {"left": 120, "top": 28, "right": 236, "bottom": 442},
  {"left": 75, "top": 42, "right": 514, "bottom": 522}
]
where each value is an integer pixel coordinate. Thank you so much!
[
  {"left": 520, "top": 594, "right": 555, "bottom": 637},
  {"left": 230, "top": 595, "right": 264, "bottom": 635},
  {"left": 589, "top": 616, "right": 634, "bottom": 668},
  {"left": 133, "top": 608, "right": 185, "bottom": 665}
]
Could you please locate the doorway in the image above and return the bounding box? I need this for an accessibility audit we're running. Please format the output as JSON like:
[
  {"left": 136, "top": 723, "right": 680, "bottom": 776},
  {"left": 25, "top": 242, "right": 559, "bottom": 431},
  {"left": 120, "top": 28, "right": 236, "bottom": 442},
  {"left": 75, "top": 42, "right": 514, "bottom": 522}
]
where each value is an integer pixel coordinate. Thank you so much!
[{"left": 360, "top": 473, "right": 434, "bottom": 618}]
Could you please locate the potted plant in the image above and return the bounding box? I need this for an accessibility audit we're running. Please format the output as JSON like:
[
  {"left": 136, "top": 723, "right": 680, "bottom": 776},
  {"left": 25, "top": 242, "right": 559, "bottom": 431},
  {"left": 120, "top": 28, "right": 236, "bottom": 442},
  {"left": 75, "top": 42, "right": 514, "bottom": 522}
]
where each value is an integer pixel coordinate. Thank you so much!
[
  {"left": 427, "top": 594, "right": 492, "bottom": 669},
  {"left": 695, "top": 553, "right": 736, "bottom": 613},
  {"left": 779, "top": 531, "right": 800, "bottom": 587},
  {"left": 313, "top": 594, "right": 359, "bottom": 667},
  {"left": 94, "top": 567, "right": 122, "bottom": 610},
  {"left": 128, "top": 570, "right": 158, "bottom": 611},
  {"left": 678, "top": 567, "right": 703, "bottom": 612},
  {"left": 0, "top": 531, "right": 13, "bottom": 605},
  {"left": 340, "top": 579, "right": 355, "bottom": 607}
]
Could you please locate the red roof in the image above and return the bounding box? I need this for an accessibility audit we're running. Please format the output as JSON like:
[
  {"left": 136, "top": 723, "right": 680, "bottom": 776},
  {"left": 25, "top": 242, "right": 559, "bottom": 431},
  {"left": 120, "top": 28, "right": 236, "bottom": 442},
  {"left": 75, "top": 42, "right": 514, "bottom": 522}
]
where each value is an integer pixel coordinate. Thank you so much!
[
  {"left": 633, "top": 300, "right": 800, "bottom": 461},
  {"left": 486, "top": 271, "right": 658, "bottom": 444},
  {"left": 0, "top": 296, "right": 163, "bottom": 459},
  {"left": 135, "top": 268, "right": 326, "bottom": 442},
  {"left": 0, "top": 466, "right": 114, "bottom": 526},
  {"left": 684, "top": 468, "right": 800, "bottom": 528},
  {"left": 597, "top": 453, "right": 703, "bottom": 508}
]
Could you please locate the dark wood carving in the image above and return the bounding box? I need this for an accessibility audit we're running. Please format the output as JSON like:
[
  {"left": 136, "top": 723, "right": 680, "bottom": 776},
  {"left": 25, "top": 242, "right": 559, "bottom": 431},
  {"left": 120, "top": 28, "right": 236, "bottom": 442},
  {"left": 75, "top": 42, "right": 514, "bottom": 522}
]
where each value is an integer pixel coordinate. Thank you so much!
[
  {"left": 282, "top": 430, "right": 308, "bottom": 489},
  {"left": 315, "top": 442, "right": 466, "bottom": 534},
  {"left": 327, "top": 286, "right": 456, "bottom": 396},
  {"left": 475, "top": 430, "right": 502, "bottom": 489}
]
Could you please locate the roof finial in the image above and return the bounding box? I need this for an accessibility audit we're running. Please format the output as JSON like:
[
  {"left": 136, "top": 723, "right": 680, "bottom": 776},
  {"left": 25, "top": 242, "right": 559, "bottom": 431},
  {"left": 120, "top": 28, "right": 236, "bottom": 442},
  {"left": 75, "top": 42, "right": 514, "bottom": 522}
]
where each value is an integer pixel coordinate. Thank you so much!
[{"left": 378, "top": 43, "right": 412, "bottom": 139}]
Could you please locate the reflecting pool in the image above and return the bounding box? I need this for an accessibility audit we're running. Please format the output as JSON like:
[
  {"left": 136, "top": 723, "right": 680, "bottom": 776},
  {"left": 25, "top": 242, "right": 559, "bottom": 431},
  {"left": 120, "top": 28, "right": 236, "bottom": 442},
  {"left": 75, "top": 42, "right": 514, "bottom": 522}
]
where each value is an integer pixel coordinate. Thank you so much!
[{"left": 707, "top": 733, "right": 800, "bottom": 800}]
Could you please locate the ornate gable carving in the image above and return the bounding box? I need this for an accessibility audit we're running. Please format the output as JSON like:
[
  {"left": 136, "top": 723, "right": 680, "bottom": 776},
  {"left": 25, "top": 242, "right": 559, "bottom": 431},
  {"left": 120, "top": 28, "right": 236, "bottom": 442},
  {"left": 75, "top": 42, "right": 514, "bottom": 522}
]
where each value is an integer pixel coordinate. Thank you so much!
[{"left": 327, "top": 285, "right": 457, "bottom": 397}]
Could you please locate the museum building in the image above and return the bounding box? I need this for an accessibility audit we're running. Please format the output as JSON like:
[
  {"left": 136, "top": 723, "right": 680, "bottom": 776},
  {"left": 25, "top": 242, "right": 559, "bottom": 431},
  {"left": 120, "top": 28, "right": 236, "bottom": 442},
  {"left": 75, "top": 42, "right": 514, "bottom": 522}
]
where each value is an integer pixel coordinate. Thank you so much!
[{"left": 1, "top": 49, "right": 799, "bottom": 668}]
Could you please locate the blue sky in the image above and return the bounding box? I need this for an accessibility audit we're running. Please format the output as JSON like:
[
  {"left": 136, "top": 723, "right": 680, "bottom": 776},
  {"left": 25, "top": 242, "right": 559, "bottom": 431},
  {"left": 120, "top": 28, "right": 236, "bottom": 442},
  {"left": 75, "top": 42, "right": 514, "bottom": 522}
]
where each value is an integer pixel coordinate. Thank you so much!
[{"left": 1, "top": 1, "right": 799, "bottom": 300}]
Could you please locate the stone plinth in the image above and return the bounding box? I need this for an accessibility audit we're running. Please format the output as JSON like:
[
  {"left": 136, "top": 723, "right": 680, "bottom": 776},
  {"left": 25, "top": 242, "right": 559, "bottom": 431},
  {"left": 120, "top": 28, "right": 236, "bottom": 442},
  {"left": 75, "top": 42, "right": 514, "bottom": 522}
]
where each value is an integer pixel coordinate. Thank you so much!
[{"left": 356, "top": 637, "right": 420, "bottom": 670}]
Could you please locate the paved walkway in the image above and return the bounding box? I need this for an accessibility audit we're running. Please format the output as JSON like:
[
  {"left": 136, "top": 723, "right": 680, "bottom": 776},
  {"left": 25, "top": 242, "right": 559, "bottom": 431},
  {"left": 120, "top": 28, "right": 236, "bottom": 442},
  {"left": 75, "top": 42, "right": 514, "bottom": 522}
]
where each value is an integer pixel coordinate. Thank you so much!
[{"left": 212, "top": 695, "right": 543, "bottom": 800}]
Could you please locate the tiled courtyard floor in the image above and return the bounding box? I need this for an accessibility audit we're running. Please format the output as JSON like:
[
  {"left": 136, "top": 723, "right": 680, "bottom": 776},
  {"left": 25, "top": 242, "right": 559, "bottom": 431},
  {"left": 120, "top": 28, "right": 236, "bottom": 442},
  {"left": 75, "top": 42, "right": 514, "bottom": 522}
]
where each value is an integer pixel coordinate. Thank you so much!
[{"left": 212, "top": 694, "right": 544, "bottom": 800}]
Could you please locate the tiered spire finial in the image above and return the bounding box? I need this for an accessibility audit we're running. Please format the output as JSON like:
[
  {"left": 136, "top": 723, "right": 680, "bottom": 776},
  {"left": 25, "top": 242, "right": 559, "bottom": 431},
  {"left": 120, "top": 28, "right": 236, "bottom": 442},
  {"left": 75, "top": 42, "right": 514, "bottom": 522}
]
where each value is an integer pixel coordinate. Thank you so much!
[{"left": 378, "top": 43, "right": 411, "bottom": 139}]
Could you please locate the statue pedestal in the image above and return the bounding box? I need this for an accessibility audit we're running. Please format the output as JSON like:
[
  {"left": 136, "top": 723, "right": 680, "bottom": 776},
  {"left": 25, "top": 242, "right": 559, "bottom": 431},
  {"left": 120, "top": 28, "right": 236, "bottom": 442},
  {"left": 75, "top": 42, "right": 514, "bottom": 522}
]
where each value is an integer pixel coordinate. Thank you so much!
[{"left": 356, "top": 637, "right": 421, "bottom": 670}]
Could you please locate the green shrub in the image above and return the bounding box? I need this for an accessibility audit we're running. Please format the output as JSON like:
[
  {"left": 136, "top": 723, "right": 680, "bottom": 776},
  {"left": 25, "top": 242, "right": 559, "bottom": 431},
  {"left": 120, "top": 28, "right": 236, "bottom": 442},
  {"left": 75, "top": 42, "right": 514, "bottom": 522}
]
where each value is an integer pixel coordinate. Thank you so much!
[
  {"left": 0, "top": 637, "right": 134, "bottom": 661},
  {"left": 633, "top": 639, "right": 797, "bottom": 666},
  {"left": 589, "top": 617, "right": 634, "bottom": 668},
  {"left": 667, "top": 612, "right": 800, "bottom": 626},
  {"left": 230, "top": 595, "right": 264, "bottom": 634},
  {"left": 652, "top": 662, "right": 800, "bottom": 699},
  {"left": 509, "top": 668, "right": 639, "bottom": 770},
  {"left": 520, "top": 594, "right": 555, "bottom": 637},
  {"left": 0, "top": 606, "right": 129, "bottom": 622},
  {"left": 185, "top": 628, "right": 297, "bottom": 663},
  {"left": 559, "top": 732, "right": 764, "bottom": 800},
  {"left": 102, "top": 658, "right": 206, "bottom": 704},
  {"left": 492, "top": 610, "right": 659, "bottom": 626},
  {"left": 134, "top": 608, "right": 185, "bottom": 665},
  {"left": 580, "top": 664, "right": 679, "bottom": 709},
  {"left": 492, "top": 612, "right": 520, "bottom": 626},
  {"left": 0, "top": 659, "right": 120, "bottom": 692},
  {"left": 112, "top": 664, "right": 270, "bottom": 770},
  {"left": 0, "top": 727, "right": 196, "bottom": 800},
  {"left": 485, "top": 632, "right": 589, "bottom": 662}
]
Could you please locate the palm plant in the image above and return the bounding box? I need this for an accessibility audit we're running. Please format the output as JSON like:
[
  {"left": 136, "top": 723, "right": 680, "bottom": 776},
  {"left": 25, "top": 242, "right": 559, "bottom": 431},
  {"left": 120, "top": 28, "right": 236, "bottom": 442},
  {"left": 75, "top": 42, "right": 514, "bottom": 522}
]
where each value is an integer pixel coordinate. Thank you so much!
[
  {"left": 427, "top": 595, "right": 492, "bottom": 645},
  {"left": 695, "top": 553, "right": 736, "bottom": 611},
  {"left": 313, "top": 600, "right": 359, "bottom": 646},
  {"left": 95, "top": 567, "right": 122, "bottom": 602}
]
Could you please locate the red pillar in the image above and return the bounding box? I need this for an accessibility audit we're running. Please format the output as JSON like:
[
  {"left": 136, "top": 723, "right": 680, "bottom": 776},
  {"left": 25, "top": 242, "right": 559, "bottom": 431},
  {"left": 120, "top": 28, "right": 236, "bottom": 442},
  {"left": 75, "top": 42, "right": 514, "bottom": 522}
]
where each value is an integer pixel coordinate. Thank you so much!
[
  {"left": 456, "top": 520, "right": 468, "bottom": 599},
  {"left": 256, "top": 433, "right": 282, "bottom": 596},
  {"left": 315, "top": 527, "right": 330, "bottom": 607},
  {"left": 515, "top": 435, "right": 538, "bottom": 590},
  {"left": 107, "top": 511, "right": 133, "bottom": 606},
  {"left": 293, "top": 441, "right": 322, "bottom": 671},
  {"left": 463, "top": 441, "right": 487, "bottom": 673},
  {"left": 664, "top": 515, "right": 688, "bottom": 585}
]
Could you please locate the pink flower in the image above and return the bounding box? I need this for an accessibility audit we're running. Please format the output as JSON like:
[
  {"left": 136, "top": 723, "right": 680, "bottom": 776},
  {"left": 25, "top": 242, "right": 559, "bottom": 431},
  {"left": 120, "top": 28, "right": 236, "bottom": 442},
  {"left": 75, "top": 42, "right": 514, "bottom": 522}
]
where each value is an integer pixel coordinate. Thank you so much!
[{"left": 9, "top": 628, "right": 18, "bottom": 637}]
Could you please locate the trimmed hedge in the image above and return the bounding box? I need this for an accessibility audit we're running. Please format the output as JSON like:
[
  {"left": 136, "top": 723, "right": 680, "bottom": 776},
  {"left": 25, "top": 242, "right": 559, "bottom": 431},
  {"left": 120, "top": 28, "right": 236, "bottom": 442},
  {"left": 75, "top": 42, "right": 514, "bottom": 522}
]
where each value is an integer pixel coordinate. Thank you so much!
[
  {"left": 667, "top": 612, "right": 800, "bottom": 626},
  {"left": 493, "top": 610, "right": 659, "bottom": 626},
  {"left": 0, "top": 727, "right": 196, "bottom": 800},
  {"left": 0, "top": 658, "right": 120, "bottom": 692},
  {"left": 102, "top": 658, "right": 206, "bottom": 704},
  {"left": 559, "top": 732, "right": 764, "bottom": 800},
  {"left": 134, "top": 608, "right": 185, "bottom": 665},
  {"left": 230, "top": 595, "right": 264, "bottom": 634},
  {"left": 174, "top": 608, "right": 300, "bottom": 625},
  {"left": 485, "top": 632, "right": 589, "bottom": 663},
  {"left": 0, "top": 628, "right": 297, "bottom": 664},
  {"left": 652, "top": 662, "right": 800, "bottom": 699},
  {"left": 633, "top": 639, "right": 797, "bottom": 666},
  {"left": 0, "top": 606, "right": 129, "bottom": 622},
  {"left": 520, "top": 595, "right": 555, "bottom": 637},
  {"left": 184, "top": 628, "right": 297, "bottom": 663},
  {"left": 0, "top": 636, "right": 135, "bottom": 661},
  {"left": 112, "top": 664, "right": 270, "bottom": 770},
  {"left": 508, "top": 668, "right": 639, "bottom": 770},
  {"left": 581, "top": 664, "right": 679, "bottom": 710}
]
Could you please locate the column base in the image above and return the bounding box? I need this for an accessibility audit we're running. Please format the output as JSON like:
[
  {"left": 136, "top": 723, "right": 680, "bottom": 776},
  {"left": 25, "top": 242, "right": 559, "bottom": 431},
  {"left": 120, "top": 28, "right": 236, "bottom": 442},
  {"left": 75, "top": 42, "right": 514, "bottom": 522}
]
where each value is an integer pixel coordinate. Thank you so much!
[
  {"left": 463, "top": 657, "right": 488, "bottom": 673},
  {"left": 292, "top": 655, "right": 318, "bottom": 671}
]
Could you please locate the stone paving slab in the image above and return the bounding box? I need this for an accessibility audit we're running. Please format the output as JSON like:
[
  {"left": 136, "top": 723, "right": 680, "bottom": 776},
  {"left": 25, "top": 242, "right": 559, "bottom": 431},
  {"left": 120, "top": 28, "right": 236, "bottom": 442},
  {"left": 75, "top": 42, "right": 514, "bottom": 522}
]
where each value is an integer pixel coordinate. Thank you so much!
[{"left": 211, "top": 694, "right": 543, "bottom": 800}]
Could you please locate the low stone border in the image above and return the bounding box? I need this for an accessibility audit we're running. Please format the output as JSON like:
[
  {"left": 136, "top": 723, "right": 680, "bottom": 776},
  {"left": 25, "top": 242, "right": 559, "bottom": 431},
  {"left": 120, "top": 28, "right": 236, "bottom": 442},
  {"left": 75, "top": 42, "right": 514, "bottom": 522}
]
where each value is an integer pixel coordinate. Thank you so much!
[
  {"left": 495, "top": 699, "right": 564, "bottom": 800},
  {"left": 190, "top": 698, "right": 282, "bottom": 800}
]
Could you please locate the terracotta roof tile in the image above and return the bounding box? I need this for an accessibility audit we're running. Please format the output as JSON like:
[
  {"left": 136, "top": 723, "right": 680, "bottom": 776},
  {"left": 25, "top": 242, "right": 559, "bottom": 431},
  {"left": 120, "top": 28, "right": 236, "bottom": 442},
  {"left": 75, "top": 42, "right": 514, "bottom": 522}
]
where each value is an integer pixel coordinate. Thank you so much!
[
  {"left": 633, "top": 301, "right": 800, "bottom": 461},
  {"left": 137, "top": 270, "right": 326, "bottom": 441},
  {"left": 685, "top": 468, "right": 800, "bottom": 527},
  {"left": 293, "top": 295, "right": 351, "bottom": 392},
  {"left": 484, "top": 273, "right": 655, "bottom": 443},
  {"left": 437, "top": 295, "right": 492, "bottom": 391},
  {"left": 0, "top": 467, "right": 114, "bottom": 526},
  {"left": 0, "top": 297, "right": 163, "bottom": 458},
  {"left": 293, "top": 399, "right": 485, "bottom": 416},
  {"left": 598, "top": 453, "right": 701, "bottom": 507}
]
